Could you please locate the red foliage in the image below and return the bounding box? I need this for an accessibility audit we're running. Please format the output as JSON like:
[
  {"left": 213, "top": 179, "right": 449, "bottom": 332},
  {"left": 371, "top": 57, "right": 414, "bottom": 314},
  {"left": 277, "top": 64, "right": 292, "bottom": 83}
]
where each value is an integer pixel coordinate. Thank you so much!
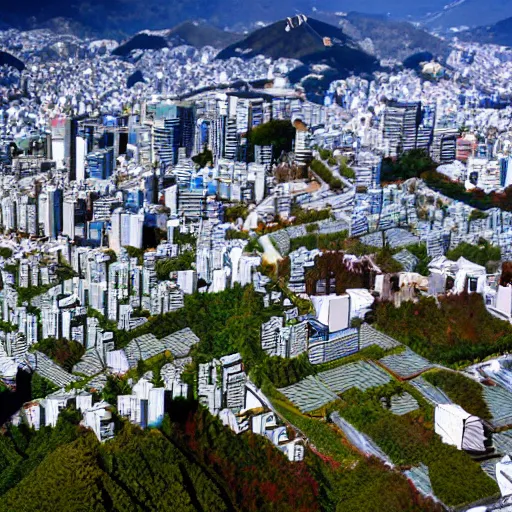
[{"left": 173, "top": 407, "right": 320, "bottom": 512}]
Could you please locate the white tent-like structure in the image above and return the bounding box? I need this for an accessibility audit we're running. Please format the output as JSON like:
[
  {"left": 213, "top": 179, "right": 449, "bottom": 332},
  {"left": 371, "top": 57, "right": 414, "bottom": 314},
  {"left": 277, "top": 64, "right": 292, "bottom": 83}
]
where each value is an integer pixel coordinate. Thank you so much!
[
  {"left": 434, "top": 403, "right": 487, "bottom": 452},
  {"left": 453, "top": 257, "right": 487, "bottom": 294},
  {"left": 428, "top": 256, "right": 487, "bottom": 295},
  {"left": 346, "top": 289, "right": 375, "bottom": 320}
]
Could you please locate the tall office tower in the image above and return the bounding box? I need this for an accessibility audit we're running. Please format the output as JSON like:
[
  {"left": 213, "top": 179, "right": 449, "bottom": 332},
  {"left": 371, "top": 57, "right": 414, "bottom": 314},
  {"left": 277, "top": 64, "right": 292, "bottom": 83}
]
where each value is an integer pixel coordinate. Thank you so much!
[
  {"left": 212, "top": 115, "right": 226, "bottom": 157},
  {"left": 136, "top": 126, "right": 152, "bottom": 165},
  {"left": 500, "top": 156, "right": 512, "bottom": 188},
  {"left": 177, "top": 189, "right": 206, "bottom": 220},
  {"left": 1, "top": 196, "right": 15, "bottom": 232},
  {"left": 75, "top": 136, "right": 87, "bottom": 182},
  {"left": 109, "top": 208, "right": 122, "bottom": 253},
  {"left": 93, "top": 197, "right": 122, "bottom": 222},
  {"left": 74, "top": 198, "right": 87, "bottom": 239},
  {"left": 153, "top": 123, "right": 172, "bottom": 168},
  {"left": 381, "top": 102, "right": 421, "bottom": 157},
  {"left": 27, "top": 199, "right": 37, "bottom": 236},
  {"left": 26, "top": 313, "right": 38, "bottom": 345},
  {"left": 272, "top": 98, "right": 291, "bottom": 120},
  {"left": 194, "top": 118, "right": 211, "bottom": 154},
  {"left": 416, "top": 105, "right": 436, "bottom": 151},
  {"left": 68, "top": 116, "right": 83, "bottom": 181},
  {"left": 179, "top": 105, "right": 195, "bottom": 158},
  {"left": 224, "top": 118, "right": 238, "bottom": 160},
  {"left": 142, "top": 172, "right": 158, "bottom": 205},
  {"left": 153, "top": 102, "right": 195, "bottom": 164},
  {"left": 50, "top": 115, "right": 70, "bottom": 167},
  {"left": 294, "top": 129, "right": 312, "bottom": 166},
  {"left": 86, "top": 147, "right": 114, "bottom": 180},
  {"left": 18, "top": 261, "right": 30, "bottom": 288},
  {"left": 432, "top": 128, "right": 457, "bottom": 163},
  {"left": 113, "top": 211, "right": 144, "bottom": 250},
  {"left": 16, "top": 195, "right": 27, "bottom": 234},
  {"left": 45, "top": 186, "right": 63, "bottom": 239},
  {"left": 164, "top": 117, "right": 181, "bottom": 164},
  {"left": 63, "top": 195, "right": 76, "bottom": 239},
  {"left": 249, "top": 98, "right": 264, "bottom": 129},
  {"left": 235, "top": 98, "right": 250, "bottom": 134},
  {"left": 42, "top": 301, "right": 60, "bottom": 339}
]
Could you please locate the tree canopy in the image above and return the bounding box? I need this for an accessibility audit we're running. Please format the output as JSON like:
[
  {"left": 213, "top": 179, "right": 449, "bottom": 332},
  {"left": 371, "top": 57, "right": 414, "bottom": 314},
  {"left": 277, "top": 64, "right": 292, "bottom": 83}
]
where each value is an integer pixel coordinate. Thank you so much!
[{"left": 249, "top": 120, "right": 296, "bottom": 160}]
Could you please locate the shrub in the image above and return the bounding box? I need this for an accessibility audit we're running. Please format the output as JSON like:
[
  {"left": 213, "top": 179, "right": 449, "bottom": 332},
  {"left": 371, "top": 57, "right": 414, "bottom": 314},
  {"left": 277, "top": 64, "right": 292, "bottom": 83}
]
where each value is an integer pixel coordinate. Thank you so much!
[
  {"left": 423, "top": 370, "right": 491, "bottom": 420},
  {"left": 309, "top": 160, "right": 343, "bottom": 190},
  {"left": 32, "top": 338, "right": 85, "bottom": 372}
]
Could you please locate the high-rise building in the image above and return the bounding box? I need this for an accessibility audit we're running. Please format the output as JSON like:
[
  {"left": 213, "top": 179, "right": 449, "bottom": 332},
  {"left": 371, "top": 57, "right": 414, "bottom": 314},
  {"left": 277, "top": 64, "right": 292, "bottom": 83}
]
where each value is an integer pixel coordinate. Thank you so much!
[
  {"left": 75, "top": 136, "right": 87, "bottom": 182},
  {"left": 381, "top": 102, "right": 422, "bottom": 157},
  {"left": 86, "top": 147, "right": 114, "bottom": 180},
  {"left": 51, "top": 116, "right": 70, "bottom": 168}
]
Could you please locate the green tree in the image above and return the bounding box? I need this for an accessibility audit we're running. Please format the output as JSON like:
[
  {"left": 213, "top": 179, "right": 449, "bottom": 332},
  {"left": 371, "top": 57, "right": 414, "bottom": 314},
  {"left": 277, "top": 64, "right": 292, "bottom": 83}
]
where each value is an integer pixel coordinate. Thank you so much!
[{"left": 249, "top": 120, "right": 296, "bottom": 161}]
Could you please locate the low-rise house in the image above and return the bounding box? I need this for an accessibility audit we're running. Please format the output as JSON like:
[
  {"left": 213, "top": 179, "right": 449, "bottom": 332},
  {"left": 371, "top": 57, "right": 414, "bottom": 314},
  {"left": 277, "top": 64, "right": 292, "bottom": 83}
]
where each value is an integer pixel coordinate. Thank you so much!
[
  {"left": 117, "top": 377, "right": 165, "bottom": 428},
  {"left": 81, "top": 401, "right": 115, "bottom": 442}
]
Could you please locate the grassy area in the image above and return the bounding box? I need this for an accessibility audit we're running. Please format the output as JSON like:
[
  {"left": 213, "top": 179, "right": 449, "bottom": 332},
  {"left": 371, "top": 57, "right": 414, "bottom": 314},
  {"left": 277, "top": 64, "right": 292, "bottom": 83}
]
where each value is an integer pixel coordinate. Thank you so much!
[
  {"left": 423, "top": 369, "right": 491, "bottom": 420},
  {"left": 446, "top": 240, "right": 501, "bottom": 271},
  {"left": 272, "top": 397, "right": 357, "bottom": 466},
  {"left": 270, "top": 389, "right": 443, "bottom": 511},
  {"left": 289, "top": 230, "right": 348, "bottom": 252}
]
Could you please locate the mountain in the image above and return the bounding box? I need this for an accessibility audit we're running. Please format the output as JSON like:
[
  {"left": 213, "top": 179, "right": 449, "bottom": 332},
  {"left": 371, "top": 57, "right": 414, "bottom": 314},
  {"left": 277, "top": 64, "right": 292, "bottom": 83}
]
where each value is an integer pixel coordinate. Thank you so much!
[
  {"left": 0, "top": 405, "right": 322, "bottom": 512},
  {"left": 217, "top": 18, "right": 379, "bottom": 75},
  {"left": 336, "top": 12, "right": 450, "bottom": 61},
  {"left": 112, "top": 22, "right": 241, "bottom": 57},
  {"left": 457, "top": 16, "right": 512, "bottom": 46},
  {"left": 7, "top": 0, "right": 510, "bottom": 36},
  {"left": 112, "top": 33, "right": 169, "bottom": 57},
  {"left": 421, "top": 0, "right": 512, "bottom": 31},
  {"left": 166, "top": 21, "right": 241, "bottom": 48}
]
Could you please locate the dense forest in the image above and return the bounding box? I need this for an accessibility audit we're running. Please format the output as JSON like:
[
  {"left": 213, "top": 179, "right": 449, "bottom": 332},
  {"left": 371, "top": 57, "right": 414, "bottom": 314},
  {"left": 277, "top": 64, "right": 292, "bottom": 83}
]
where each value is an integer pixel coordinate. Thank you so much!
[
  {"left": 0, "top": 403, "right": 323, "bottom": 512},
  {"left": 0, "top": 397, "right": 450, "bottom": 512}
]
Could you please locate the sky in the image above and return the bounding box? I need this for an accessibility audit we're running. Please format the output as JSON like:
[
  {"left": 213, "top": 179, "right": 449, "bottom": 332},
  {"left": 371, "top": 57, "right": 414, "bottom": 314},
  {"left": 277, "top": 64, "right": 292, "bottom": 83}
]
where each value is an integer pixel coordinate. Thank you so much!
[{"left": 3, "top": 0, "right": 512, "bottom": 35}]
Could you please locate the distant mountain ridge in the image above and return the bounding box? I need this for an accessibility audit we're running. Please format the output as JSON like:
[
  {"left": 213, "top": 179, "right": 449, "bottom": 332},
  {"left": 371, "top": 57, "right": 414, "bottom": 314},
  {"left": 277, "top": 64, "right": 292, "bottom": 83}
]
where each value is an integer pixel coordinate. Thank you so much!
[
  {"left": 339, "top": 12, "right": 450, "bottom": 61},
  {"left": 166, "top": 21, "right": 241, "bottom": 48},
  {"left": 421, "top": 0, "right": 512, "bottom": 31},
  {"left": 456, "top": 17, "right": 512, "bottom": 46},
  {"left": 0, "top": 0, "right": 455, "bottom": 37},
  {"left": 112, "top": 21, "right": 241, "bottom": 56}
]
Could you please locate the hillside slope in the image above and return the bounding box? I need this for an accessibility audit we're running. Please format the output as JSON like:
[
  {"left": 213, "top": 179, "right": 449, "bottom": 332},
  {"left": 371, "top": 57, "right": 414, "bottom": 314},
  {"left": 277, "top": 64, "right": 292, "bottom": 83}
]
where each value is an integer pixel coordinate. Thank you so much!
[
  {"left": 217, "top": 18, "right": 379, "bottom": 76},
  {"left": 457, "top": 16, "right": 512, "bottom": 46},
  {"left": 340, "top": 12, "right": 450, "bottom": 61},
  {"left": 0, "top": 51, "right": 25, "bottom": 72},
  {"left": 422, "top": 0, "right": 512, "bottom": 31}
]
